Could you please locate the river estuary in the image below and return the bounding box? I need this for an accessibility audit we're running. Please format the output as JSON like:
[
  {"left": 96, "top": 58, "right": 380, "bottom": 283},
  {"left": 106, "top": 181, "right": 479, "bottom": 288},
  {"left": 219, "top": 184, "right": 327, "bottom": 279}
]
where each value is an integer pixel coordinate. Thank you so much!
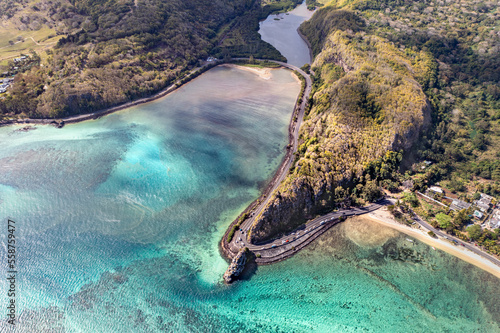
[{"left": 0, "top": 3, "right": 499, "bottom": 332}]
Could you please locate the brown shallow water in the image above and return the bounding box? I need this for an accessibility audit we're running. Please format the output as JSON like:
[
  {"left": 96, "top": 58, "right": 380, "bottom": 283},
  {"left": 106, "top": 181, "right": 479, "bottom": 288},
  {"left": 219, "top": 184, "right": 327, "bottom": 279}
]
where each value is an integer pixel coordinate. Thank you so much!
[{"left": 342, "top": 216, "right": 399, "bottom": 249}]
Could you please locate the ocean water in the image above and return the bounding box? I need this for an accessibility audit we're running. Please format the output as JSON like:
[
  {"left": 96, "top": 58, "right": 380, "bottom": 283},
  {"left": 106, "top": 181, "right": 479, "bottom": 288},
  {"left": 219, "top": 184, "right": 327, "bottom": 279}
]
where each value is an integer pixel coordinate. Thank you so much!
[
  {"left": 0, "top": 66, "right": 499, "bottom": 333},
  {"left": 258, "top": 2, "right": 315, "bottom": 67}
]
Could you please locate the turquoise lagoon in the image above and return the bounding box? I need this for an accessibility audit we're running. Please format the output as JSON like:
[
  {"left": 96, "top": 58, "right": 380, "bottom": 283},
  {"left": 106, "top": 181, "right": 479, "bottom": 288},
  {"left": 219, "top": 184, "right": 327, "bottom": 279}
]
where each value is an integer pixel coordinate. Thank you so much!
[{"left": 0, "top": 66, "right": 499, "bottom": 332}]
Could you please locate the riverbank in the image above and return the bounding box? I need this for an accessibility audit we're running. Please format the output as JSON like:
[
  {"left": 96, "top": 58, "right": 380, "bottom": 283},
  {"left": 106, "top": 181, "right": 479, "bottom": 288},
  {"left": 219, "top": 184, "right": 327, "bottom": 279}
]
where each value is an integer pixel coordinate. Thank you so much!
[
  {"left": 365, "top": 208, "right": 500, "bottom": 279},
  {"left": 258, "top": 2, "right": 315, "bottom": 68},
  {"left": 297, "top": 28, "right": 313, "bottom": 65}
]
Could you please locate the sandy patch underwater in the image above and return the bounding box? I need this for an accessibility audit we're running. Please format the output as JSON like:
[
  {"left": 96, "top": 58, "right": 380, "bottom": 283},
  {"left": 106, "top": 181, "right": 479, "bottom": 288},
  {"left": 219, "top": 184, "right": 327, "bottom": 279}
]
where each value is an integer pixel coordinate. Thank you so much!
[{"left": 0, "top": 67, "right": 499, "bottom": 332}]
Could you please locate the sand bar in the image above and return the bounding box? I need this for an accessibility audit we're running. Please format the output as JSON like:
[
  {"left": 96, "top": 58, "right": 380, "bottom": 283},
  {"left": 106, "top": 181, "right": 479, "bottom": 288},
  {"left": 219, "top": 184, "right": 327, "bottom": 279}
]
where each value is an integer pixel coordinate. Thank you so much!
[{"left": 221, "top": 64, "right": 272, "bottom": 80}]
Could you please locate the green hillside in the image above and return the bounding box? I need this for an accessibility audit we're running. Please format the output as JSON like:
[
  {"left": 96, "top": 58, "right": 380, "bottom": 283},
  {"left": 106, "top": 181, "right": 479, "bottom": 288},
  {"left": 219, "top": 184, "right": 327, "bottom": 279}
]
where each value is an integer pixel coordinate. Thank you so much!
[
  {"left": 0, "top": 0, "right": 290, "bottom": 119},
  {"left": 249, "top": 0, "right": 500, "bottom": 242}
]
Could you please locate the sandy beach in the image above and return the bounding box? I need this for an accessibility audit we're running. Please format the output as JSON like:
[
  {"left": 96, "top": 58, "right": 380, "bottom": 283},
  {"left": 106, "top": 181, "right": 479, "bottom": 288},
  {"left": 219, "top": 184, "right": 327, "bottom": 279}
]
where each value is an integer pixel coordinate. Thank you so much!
[
  {"left": 361, "top": 207, "right": 500, "bottom": 279},
  {"left": 221, "top": 64, "right": 272, "bottom": 80}
]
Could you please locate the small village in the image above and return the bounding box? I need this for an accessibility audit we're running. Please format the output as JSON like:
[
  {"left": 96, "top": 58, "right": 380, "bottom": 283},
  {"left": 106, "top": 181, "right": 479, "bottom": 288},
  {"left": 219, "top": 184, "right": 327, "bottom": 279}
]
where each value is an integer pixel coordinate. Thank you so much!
[
  {"left": 0, "top": 77, "right": 14, "bottom": 94},
  {"left": 0, "top": 54, "right": 37, "bottom": 96},
  {"left": 390, "top": 159, "right": 500, "bottom": 257},
  {"left": 421, "top": 186, "right": 500, "bottom": 230}
]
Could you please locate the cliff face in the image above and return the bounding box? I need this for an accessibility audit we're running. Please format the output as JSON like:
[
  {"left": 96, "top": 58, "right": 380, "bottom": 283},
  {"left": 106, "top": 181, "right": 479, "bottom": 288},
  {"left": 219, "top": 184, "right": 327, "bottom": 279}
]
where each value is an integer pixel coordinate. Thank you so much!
[
  {"left": 250, "top": 29, "right": 432, "bottom": 243},
  {"left": 223, "top": 249, "right": 248, "bottom": 283}
]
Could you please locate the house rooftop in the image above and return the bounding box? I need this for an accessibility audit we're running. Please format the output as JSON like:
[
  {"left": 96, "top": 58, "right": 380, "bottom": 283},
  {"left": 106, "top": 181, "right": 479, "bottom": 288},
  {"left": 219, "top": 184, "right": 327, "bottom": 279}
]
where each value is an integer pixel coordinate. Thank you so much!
[
  {"left": 429, "top": 186, "right": 443, "bottom": 194},
  {"left": 473, "top": 210, "right": 483, "bottom": 219},
  {"left": 450, "top": 199, "right": 471, "bottom": 211}
]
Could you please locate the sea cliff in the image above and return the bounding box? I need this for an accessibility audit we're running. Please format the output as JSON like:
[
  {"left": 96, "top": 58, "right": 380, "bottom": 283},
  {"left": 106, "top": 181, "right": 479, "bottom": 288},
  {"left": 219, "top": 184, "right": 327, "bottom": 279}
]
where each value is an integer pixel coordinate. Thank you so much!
[{"left": 249, "top": 26, "right": 432, "bottom": 243}]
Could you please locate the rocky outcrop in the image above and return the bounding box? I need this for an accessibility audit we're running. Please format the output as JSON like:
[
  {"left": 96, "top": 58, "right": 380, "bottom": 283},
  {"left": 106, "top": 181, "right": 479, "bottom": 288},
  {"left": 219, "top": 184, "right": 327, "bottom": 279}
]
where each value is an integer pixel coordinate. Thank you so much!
[
  {"left": 249, "top": 177, "right": 334, "bottom": 243},
  {"left": 223, "top": 248, "right": 248, "bottom": 284}
]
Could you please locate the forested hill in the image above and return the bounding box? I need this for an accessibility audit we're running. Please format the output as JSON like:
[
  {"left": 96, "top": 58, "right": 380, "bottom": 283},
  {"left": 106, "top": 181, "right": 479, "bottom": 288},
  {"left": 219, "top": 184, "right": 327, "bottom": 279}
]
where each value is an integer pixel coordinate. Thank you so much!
[
  {"left": 249, "top": 0, "right": 500, "bottom": 242},
  {"left": 312, "top": 0, "right": 500, "bottom": 191},
  {"left": 250, "top": 10, "right": 432, "bottom": 241},
  {"left": 0, "top": 0, "right": 281, "bottom": 119}
]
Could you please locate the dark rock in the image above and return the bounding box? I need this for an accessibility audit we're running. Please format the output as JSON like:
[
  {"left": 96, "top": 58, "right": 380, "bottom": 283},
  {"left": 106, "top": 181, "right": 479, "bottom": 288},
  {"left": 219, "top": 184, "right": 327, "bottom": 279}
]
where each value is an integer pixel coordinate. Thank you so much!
[{"left": 223, "top": 249, "right": 248, "bottom": 284}]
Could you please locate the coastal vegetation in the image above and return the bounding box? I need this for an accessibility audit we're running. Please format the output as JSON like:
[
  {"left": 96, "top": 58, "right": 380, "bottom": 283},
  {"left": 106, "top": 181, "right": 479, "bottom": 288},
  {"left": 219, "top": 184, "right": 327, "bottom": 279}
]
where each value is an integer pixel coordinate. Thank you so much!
[
  {"left": 227, "top": 213, "right": 249, "bottom": 243},
  {"left": 0, "top": 0, "right": 295, "bottom": 120},
  {"left": 249, "top": 0, "right": 500, "bottom": 245}
]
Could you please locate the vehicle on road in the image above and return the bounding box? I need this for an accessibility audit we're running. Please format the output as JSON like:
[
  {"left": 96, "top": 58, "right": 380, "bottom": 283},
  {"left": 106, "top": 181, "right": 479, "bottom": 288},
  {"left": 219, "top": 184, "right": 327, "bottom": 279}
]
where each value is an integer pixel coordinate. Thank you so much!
[{"left": 271, "top": 244, "right": 276, "bottom": 248}]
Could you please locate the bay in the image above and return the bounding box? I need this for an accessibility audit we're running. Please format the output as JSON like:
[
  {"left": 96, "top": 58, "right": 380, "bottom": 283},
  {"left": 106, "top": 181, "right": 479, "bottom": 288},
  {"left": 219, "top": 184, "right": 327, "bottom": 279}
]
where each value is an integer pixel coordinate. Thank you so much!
[{"left": 0, "top": 66, "right": 499, "bottom": 332}]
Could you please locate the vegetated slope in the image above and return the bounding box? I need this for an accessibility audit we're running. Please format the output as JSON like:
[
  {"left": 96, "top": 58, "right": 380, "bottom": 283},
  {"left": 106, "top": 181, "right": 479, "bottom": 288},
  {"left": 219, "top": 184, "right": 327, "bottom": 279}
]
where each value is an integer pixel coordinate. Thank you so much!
[
  {"left": 324, "top": 0, "right": 500, "bottom": 195},
  {"left": 249, "top": 7, "right": 433, "bottom": 243},
  {"left": 0, "top": 0, "right": 265, "bottom": 119},
  {"left": 0, "top": 0, "right": 85, "bottom": 33}
]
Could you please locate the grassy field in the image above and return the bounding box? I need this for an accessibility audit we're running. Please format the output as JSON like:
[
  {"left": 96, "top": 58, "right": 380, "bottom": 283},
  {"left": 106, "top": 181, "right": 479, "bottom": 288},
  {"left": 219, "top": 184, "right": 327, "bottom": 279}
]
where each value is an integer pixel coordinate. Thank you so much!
[{"left": 0, "top": 23, "right": 62, "bottom": 65}]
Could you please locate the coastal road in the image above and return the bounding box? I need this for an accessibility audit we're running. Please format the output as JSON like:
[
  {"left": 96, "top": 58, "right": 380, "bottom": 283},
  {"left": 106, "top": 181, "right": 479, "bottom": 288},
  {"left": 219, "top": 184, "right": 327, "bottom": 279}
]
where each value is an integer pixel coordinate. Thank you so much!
[
  {"left": 227, "top": 59, "right": 314, "bottom": 257},
  {"left": 230, "top": 200, "right": 387, "bottom": 263},
  {"left": 412, "top": 210, "right": 500, "bottom": 267}
]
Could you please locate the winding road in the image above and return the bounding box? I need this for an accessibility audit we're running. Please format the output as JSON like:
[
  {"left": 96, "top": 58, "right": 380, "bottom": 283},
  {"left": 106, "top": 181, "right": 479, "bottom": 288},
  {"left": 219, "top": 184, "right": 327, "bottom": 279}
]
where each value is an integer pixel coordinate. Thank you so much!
[
  {"left": 224, "top": 61, "right": 500, "bottom": 268},
  {"left": 224, "top": 59, "right": 316, "bottom": 261},
  {"left": 232, "top": 201, "right": 386, "bottom": 263}
]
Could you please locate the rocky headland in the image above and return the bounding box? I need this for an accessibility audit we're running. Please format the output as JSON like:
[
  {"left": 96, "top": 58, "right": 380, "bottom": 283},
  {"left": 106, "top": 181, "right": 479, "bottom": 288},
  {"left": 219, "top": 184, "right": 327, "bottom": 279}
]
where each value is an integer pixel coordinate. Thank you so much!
[
  {"left": 248, "top": 25, "right": 432, "bottom": 244},
  {"left": 223, "top": 248, "right": 248, "bottom": 284}
]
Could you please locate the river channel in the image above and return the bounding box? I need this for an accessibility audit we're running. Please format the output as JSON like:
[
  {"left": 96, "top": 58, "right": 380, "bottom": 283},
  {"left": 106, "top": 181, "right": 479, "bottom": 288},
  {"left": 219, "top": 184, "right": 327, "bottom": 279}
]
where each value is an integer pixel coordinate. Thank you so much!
[{"left": 259, "top": 2, "right": 315, "bottom": 67}]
